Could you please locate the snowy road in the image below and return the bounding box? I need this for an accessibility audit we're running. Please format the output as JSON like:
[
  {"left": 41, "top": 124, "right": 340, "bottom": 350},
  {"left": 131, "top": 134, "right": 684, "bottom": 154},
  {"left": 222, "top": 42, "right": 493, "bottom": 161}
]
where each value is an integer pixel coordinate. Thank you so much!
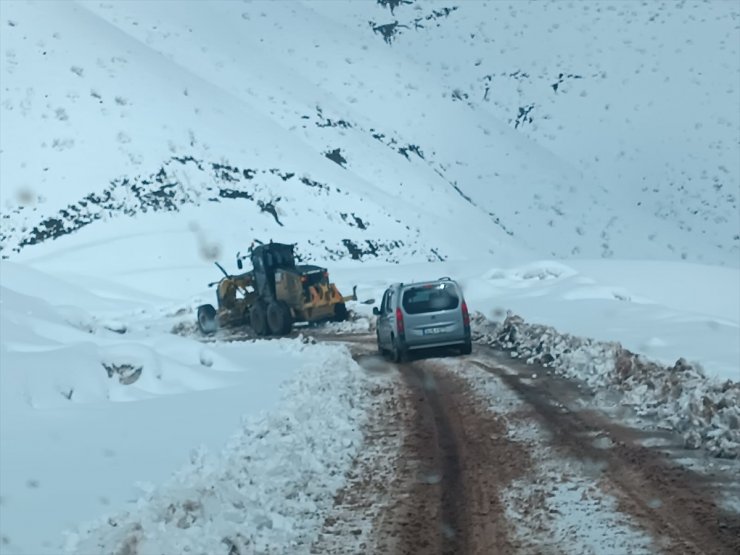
[{"left": 313, "top": 334, "right": 740, "bottom": 555}]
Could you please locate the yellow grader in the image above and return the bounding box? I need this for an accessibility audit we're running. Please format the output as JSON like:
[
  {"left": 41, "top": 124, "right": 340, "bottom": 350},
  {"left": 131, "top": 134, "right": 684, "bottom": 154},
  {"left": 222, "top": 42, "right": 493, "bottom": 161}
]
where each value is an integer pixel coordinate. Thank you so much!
[{"left": 197, "top": 242, "right": 356, "bottom": 336}]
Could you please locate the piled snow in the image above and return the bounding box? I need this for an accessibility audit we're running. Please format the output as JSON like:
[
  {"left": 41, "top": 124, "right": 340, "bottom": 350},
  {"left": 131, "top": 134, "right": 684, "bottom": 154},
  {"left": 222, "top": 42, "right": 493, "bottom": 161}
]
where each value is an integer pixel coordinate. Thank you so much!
[
  {"left": 0, "top": 262, "right": 367, "bottom": 554},
  {"left": 66, "top": 341, "right": 368, "bottom": 554},
  {"left": 464, "top": 259, "right": 740, "bottom": 382},
  {"left": 319, "top": 309, "right": 374, "bottom": 335},
  {"left": 474, "top": 313, "right": 740, "bottom": 458}
]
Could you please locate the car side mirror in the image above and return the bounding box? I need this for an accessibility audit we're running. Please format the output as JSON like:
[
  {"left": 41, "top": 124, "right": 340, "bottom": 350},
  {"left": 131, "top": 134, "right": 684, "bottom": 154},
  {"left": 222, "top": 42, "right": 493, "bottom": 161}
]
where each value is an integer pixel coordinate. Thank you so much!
[{"left": 372, "top": 307, "right": 380, "bottom": 316}]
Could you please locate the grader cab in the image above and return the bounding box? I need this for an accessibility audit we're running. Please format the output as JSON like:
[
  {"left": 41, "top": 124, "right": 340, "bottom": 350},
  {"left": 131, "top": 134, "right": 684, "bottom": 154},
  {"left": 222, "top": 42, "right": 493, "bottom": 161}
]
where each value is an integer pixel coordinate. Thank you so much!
[{"left": 197, "top": 242, "right": 356, "bottom": 336}]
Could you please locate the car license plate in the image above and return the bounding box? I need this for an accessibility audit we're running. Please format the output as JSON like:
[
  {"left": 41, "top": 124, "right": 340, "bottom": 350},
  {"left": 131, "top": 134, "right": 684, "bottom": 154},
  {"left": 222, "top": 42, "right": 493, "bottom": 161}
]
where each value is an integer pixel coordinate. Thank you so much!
[{"left": 424, "top": 327, "right": 444, "bottom": 335}]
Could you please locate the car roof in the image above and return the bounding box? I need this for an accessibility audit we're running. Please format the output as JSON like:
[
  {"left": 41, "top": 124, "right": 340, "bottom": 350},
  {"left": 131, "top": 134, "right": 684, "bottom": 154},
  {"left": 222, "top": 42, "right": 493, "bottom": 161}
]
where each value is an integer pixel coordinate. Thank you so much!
[{"left": 399, "top": 278, "right": 458, "bottom": 290}]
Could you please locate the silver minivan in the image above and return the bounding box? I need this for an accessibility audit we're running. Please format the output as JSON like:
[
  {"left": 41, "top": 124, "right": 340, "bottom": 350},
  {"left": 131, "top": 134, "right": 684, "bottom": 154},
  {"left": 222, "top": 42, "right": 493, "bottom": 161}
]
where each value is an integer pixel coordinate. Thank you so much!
[{"left": 373, "top": 277, "right": 472, "bottom": 362}]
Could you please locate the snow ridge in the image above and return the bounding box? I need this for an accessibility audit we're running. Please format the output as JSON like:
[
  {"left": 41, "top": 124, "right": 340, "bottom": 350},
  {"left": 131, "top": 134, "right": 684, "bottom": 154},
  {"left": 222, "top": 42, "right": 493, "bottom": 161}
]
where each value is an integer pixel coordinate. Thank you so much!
[
  {"left": 66, "top": 340, "right": 369, "bottom": 555},
  {"left": 474, "top": 313, "right": 740, "bottom": 459},
  {"left": 0, "top": 154, "right": 441, "bottom": 263}
]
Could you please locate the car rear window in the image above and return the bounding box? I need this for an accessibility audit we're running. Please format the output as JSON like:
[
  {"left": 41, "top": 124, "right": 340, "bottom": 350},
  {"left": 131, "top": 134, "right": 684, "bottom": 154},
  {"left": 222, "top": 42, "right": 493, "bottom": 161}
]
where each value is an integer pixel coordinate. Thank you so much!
[{"left": 402, "top": 283, "right": 459, "bottom": 314}]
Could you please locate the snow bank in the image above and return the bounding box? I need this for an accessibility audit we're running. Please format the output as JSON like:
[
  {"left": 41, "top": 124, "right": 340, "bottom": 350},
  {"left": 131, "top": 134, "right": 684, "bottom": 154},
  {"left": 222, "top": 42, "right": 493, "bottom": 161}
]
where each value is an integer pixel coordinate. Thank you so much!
[
  {"left": 473, "top": 313, "right": 740, "bottom": 459},
  {"left": 0, "top": 261, "right": 325, "bottom": 553},
  {"left": 66, "top": 340, "right": 368, "bottom": 554},
  {"left": 319, "top": 308, "right": 374, "bottom": 335}
]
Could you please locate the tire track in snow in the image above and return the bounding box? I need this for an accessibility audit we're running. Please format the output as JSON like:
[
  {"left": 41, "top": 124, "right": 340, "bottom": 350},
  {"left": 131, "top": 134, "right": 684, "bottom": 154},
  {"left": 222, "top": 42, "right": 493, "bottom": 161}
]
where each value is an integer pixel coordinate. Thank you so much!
[
  {"left": 314, "top": 342, "right": 530, "bottom": 554},
  {"left": 469, "top": 353, "right": 740, "bottom": 555},
  {"left": 184, "top": 329, "right": 739, "bottom": 553}
]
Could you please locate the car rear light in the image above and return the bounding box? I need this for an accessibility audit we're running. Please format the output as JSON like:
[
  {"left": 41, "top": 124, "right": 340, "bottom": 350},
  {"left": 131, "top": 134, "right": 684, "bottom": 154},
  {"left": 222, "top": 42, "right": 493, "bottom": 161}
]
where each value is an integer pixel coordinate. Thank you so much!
[
  {"left": 462, "top": 301, "right": 470, "bottom": 327},
  {"left": 395, "top": 307, "right": 405, "bottom": 335}
]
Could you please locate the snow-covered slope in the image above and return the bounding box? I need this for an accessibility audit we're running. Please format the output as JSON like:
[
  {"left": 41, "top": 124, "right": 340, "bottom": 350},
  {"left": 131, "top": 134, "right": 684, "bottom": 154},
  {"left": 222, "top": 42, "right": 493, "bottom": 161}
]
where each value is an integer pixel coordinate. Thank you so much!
[
  {"left": 1, "top": 0, "right": 738, "bottom": 266},
  {"left": 317, "top": 0, "right": 740, "bottom": 262}
]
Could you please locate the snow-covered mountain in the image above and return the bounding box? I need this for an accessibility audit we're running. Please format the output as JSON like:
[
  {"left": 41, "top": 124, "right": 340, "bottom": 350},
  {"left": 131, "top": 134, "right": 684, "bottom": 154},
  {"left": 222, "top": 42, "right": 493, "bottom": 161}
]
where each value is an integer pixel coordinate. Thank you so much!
[
  {"left": 1, "top": 2, "right": 738, "bottom": 554},
  {"left": 2, "top": 0, "right": 738, "bottom": 271}
]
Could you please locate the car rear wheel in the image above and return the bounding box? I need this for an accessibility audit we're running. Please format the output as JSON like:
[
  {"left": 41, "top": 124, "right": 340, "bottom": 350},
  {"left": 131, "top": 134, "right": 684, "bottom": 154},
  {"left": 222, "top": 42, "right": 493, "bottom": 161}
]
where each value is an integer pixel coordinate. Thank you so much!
[
  {"left": 390, "top": 336, "right": 407, "bottom": 363},
  {"left": 376, "top": 330, "right": 385, "bottom": 356},
  {"left": 461, "top": 340, "right": 472, "bottom": 355},
  {"left": 332, "top": 302, "right": 348, "bottom": 322}
]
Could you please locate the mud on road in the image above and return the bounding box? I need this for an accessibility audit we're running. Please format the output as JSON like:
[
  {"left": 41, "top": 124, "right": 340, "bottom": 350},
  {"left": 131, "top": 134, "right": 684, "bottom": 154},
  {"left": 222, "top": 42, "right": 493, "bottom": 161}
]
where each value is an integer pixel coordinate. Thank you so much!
[
  {"left": 389, "top": 362, "right": 531, "bottom": 554},
  {"left": 312, "top": 337, "right": 740, "bottom": 554},
  {"left": 471, "top": 351, "right": 740, "bottom": 555},
  {"left": 312, "top": 350, "right": 530, "bottom": 555}
]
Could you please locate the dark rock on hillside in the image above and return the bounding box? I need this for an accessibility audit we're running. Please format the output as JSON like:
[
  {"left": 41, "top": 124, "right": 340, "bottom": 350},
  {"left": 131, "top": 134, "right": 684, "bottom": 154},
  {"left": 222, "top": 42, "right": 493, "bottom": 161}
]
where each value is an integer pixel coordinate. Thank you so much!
[
  {"left": 324, "top": 148, "right": 348, "bottom": 168},
  {"left": 0, "top": 154, "right": 446, "bottom": 264}
]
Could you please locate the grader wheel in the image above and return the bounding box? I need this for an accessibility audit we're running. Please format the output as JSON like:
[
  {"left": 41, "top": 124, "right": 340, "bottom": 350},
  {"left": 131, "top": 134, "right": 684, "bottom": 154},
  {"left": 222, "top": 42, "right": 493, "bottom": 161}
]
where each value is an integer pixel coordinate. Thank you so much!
[
  {"left": 331, "top": 302, "right": 348, "bottom": 322},
  {"left": 197, "top": 304, "right": 218, "bottom": 335},
  {"left": 249, "top": 302, "right": 269, "bottom": 336},
  {"left": 267, "top": 301, "right": 293, "bottom": 335}
]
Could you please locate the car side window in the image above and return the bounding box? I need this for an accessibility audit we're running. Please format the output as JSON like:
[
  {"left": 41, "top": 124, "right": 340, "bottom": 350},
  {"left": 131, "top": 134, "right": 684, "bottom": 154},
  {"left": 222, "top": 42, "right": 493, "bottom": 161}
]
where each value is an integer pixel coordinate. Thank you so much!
[
  {"left": 386, "top": 290, "right": 394, "bottom": 313},
  {"left": 380, "top": 290, "right": 389, "bottom": 314}
]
